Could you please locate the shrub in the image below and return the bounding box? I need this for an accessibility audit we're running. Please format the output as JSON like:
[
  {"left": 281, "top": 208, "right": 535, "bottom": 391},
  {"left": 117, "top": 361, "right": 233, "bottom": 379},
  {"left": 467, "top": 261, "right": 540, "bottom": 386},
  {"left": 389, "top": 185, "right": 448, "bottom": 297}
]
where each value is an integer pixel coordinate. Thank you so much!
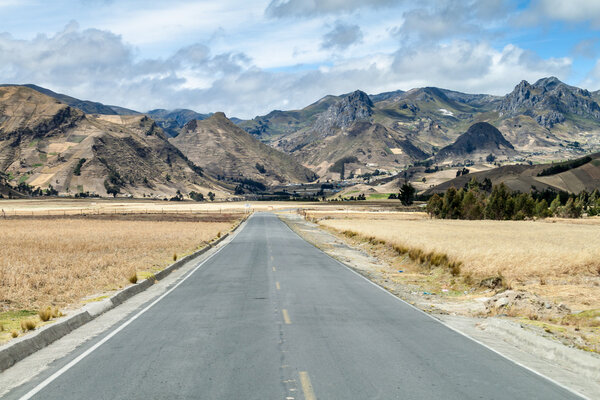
[
  {"left": 11, "top": 330, "right": 18, "bottom": 338},
  {"left": 128, "top": 271, "right": 138, "bottom": 284},
  {"left": 39, "top": 307, "right": 53, "bottom": 322},
  {"left": 189, "top": 191, "right": 204, "bottom": 202},
  {"left": 448, "top": 261, "right": 462, "bottom": 276},
  {"left": 73, "top": 158, "right": 86, "bottom": 176},
  {"left": 21, "top": 319, "right": 37, "bottom": 331},
  {"left": 173, "top": 253, "right": 178, "bottom": 261}
]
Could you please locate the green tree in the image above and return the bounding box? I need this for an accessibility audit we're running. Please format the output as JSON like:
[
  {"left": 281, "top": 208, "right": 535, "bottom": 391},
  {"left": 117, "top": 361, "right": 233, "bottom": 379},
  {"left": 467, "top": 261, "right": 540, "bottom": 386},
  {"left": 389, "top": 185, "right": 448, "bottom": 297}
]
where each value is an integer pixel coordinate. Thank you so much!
[
  {"left": 561, "top": 197, "right": 582, "bottom": 218},
  {"left": 513, "top": 193, "right": 535, "bottom": 220},
  {"left": 484, "top": 183, "right": 512, "bottom": 220},
  {"left": 534, "top": 199, "right": 550, "bottom": 218},
  {"left": 549, "top": 194, "right": 562, "bottom": 216},
  {"left": 467, "top": 177, "right": 479, "bottom": 191},
  {"left": 442, "top": 187, "right": 462, "bottom": 219},
  {"left": 398, "top": 183, "right": 416, "bottom": 206},
  {"left": 426, "top": 193, "right": 443, "bottom": 218},
  {"left": 461, "top": 189, "right": 484, "bottom": 219},
  {"left": 208, "top": 191, "right": 215, "bottom": 201}
]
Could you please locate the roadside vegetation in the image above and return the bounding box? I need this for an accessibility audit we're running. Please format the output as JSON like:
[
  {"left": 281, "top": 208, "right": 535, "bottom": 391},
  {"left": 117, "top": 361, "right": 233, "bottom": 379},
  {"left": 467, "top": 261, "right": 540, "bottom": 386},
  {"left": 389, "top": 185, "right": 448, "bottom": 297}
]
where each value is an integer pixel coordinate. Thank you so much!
[
  {"left": 427, "top": 179, "right": 600, "bottom": 220},
  {"left": 0, "top": 213, "right": 241, "bottom": 343}
]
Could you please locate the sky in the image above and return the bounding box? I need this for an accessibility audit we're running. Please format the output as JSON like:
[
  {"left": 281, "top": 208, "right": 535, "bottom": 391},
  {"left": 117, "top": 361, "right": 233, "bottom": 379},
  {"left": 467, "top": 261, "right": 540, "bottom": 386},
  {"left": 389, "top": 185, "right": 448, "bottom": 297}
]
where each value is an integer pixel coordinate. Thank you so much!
[{"left": 1, "top": 0, "right": 600, "bottom": 118}]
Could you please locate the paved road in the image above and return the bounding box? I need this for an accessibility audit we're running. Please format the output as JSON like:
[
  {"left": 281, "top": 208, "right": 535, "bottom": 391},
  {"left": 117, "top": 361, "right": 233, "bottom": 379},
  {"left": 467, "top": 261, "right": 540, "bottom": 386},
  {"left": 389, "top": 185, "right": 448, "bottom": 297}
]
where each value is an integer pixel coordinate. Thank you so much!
[{"left": 4, "top": 213, "right": 580, "bottom": 399}]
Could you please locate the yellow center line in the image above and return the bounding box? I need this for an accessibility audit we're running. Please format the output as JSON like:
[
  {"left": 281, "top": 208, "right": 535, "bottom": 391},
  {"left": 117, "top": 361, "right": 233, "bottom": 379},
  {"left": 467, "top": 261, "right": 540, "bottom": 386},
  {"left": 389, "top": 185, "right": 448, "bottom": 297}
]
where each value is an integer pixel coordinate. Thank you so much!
[
  {"left": 299, "top": 371, "right": 316, "bottom": 400},
  {"left": 276, "top": 281, "right": 281, "bottom": 290},
  {"left": 282, "top": 309, "right": 291, "bottom": 324}
]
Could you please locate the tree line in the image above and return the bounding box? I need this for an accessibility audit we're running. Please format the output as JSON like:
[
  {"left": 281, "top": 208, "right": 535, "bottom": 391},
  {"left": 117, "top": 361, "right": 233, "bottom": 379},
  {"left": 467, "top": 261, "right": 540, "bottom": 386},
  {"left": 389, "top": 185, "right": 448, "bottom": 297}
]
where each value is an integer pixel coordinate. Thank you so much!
[{"left": 427, "top": 178, "right": 600, "bottom": 220}]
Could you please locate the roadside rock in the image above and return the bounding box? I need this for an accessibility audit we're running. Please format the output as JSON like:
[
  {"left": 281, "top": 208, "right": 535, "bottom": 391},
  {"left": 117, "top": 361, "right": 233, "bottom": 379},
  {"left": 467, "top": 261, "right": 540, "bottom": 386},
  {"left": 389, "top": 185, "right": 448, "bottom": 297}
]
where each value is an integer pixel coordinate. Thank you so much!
[{"left": 485, "top": 290, "right": 571, "bottom": 319}]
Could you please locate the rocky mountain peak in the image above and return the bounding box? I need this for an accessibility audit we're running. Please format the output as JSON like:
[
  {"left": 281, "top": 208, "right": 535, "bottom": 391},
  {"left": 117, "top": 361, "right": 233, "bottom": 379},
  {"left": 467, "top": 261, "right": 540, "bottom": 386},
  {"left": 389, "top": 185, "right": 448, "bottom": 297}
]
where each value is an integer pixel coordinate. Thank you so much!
[
  {"left": 499, "top": 76, "right": 600, "bottom": 128},
  {"left": 311, "top": 90, "right": 373, "bottom": 135},
  {"left": 434, "top": 122, "right": 516, "bottom": 163},
  {"left": 533, "top": 76, "right": 561, "bottom": 90}
]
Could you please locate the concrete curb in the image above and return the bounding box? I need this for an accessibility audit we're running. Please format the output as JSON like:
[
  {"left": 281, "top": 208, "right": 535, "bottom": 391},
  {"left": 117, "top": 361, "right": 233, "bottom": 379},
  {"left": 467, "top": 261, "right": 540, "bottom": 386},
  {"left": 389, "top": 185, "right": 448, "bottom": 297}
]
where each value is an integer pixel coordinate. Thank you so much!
[{"left": 0, "top": 215, "right": 249, "bottom": 372}]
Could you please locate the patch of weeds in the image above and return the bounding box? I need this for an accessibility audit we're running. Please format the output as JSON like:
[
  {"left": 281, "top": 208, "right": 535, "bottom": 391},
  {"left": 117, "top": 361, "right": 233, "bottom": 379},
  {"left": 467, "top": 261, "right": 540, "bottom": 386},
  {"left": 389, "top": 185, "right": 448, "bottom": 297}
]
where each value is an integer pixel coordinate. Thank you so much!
[
  {"left": 128, "top": 271, "right": 138, "bottom": 284},
  {"left": 83, "top": 295, "right": 109, "bottom": 303},
  {"left": 38, "top": 306, "right": 62, "bottom": 322},
  {"left": 20, "top": 319, "right": 37, "bottom": 331},
  {"left": 0, "top": 310, "right": 38, "bottom": 333},
  {"left": 138, "top": 271, "right": 158, "bottom": 283},
  {"left": 562, "top": 309, "right": 600, "bottom": 328}
]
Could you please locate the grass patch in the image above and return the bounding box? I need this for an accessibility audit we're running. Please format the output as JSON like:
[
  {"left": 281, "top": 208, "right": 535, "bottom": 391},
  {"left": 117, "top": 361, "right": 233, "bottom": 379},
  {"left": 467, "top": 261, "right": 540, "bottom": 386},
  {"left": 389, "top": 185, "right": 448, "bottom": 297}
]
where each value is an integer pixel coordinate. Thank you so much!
[
  {"left": 562, "top": 309, "right": 600, "bottom": 328},
  {"left": 367, "top": 193, "right": 393, "bottom": 200},
  {"left": 83, "top": 295, "right": 109, "bottom": 303},
  {"left": 32, "top": 163, "right": 43, "bottom": 168},
  {"left": 38, "top": 153, "right": 47, "bottom": 162},
  {"left": 28, "top": 139, "right": 40, "bottom": 148},
  {"left": 0, "top": 310, "right": 38, "bottom": 337},
  {"left": 18, "top": 174, "right": 29, "bottom": 184}
]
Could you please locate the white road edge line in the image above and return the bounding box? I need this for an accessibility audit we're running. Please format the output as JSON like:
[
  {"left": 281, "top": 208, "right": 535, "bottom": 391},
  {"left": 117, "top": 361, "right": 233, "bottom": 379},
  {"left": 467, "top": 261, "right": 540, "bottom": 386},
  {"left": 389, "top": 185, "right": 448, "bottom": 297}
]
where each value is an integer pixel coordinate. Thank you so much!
[
  {"left": 18, "top": 216, "right": 250, "bottom": 400},
  {"left": 280, "top": 214, "right": 589, "bottom": 400}
]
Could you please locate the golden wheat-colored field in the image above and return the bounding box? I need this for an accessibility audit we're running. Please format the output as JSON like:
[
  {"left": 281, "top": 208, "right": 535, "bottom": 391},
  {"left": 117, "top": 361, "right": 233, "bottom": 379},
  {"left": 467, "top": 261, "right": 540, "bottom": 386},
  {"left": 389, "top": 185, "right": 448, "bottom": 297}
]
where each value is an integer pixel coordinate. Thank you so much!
[
  {"left": 316, "top": 214, "right": 600, "bottom": 281},
  {"left": 0, "top": 215, "right": 239, "bottom": 312}
]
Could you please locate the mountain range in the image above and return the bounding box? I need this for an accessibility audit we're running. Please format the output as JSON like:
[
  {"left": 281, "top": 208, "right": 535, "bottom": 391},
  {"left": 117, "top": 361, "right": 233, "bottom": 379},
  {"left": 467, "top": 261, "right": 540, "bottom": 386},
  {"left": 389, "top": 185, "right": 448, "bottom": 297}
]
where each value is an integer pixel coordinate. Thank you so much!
[{"left": 2, "top": 76, "right": 600, "bottom": 198}]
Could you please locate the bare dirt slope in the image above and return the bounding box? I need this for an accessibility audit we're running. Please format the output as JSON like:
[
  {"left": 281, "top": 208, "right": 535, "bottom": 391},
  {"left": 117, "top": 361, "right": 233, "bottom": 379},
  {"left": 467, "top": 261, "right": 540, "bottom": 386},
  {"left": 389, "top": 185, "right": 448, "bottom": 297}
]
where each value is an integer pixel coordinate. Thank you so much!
[{"left": 170, "top": 112, "right": 317, "bottom": 186}]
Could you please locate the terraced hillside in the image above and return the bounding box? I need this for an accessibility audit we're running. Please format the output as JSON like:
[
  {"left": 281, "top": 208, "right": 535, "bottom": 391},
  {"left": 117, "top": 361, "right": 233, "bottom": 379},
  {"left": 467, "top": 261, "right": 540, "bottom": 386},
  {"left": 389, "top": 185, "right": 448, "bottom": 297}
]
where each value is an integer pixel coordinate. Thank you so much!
[{"left": 0, "top": 86, "right": 228, "bottom": 198}]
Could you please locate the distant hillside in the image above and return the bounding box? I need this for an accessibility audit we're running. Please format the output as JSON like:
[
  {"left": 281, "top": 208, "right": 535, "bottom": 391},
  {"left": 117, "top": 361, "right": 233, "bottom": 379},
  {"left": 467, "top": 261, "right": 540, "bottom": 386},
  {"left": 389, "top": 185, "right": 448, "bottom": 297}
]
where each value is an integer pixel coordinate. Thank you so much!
[
  {"left": 0, "top": 84, "right": 140, "bottom": 116},
  {"left": 425, "top": 153, "right": 600, "bottom": 194},
  {"left": 146, "top": 109, "right": 211, "bottom": 137},
  {"left": 272, "top": 90, "right": 429, "bottom": 177},
  {"left": 0, "top": 86, "right": 227, "bottom": 198},
  {"left": 238, "top": 76, "right": 600, "bottom": 172},
  {"left": 237, "top": 94, "right": 341, "bottom": 139},
  {"left": 434, "top": 122, "right": 517, "bottom": 164},
  {"left": 170, "top": 112, "right": 317, "bottom": 188}
]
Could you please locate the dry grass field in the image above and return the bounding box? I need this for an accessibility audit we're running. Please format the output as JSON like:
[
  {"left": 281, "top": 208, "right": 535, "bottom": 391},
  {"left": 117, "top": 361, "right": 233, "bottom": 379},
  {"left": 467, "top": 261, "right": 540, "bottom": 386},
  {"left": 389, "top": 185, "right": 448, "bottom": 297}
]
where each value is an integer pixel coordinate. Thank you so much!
[
  {"left": 311, "top": 212, "right": 600, "bottom": 310},
  {"left": 0, "top": 213, "right": 241, "bottom": 342}
]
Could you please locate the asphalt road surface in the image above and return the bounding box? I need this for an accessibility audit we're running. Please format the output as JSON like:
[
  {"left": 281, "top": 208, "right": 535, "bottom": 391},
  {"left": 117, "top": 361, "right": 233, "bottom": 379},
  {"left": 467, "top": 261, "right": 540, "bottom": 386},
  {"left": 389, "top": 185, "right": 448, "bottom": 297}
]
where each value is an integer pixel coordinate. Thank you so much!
[{"left": 4, "top": 213, "right": 581, "bottom": 399}]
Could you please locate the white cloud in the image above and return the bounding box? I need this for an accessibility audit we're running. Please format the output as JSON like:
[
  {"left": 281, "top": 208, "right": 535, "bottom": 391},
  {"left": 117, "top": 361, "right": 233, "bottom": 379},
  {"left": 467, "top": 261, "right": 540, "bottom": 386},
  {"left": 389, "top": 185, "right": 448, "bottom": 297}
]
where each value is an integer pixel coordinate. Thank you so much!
[
  {"left": 321, "top": 21, "right": 363, "bottom": 50},
  {"left": 390, "top": 41, "right": 571, "bottom": 95},
  {"left": 571, "top": 38, "right": 598, "bottom": 59},
  {"left": 0, "top": 18, "right": 574, "bottom": 119},
  {"left": 524, "top": 0, "right": 600, "bottom": 26},
  {"left": 265, "top": 0, "right": 400, "bottom": 18}
]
